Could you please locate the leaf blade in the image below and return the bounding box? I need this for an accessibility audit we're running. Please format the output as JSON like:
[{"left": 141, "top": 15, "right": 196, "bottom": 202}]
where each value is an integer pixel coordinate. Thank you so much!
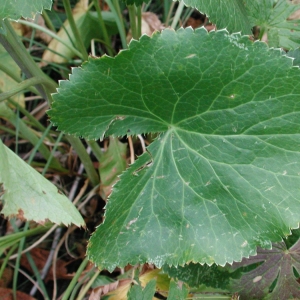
[
  {"left": 231, "top": 240, "right": 300, "bottom": 299},
  {"left": 0, "top": 0, "right": 52, "bottom": 21},
  {"left": 0, "top": 140, "right": 85, "bottom": 227},
  {"left": 49, "top": 28, "right": 300, "bottom": 268},
  {"left": 177, "top": 0, "right": 252, "bottom": 34}
]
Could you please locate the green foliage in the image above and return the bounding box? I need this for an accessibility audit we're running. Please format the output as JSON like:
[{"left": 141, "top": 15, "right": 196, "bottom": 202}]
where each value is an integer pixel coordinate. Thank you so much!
[
  {"left": 127, "top": 279, "right": 156, "bottom": 300},
  {"left": 163, "top": 238, "right": 300, "bottom": 298},
  {"left": 2, "top": 0, "right": 300, "bottom": 298},
  {"left": 43, "top": 10, "right": 118, "bottom": 63},
  {"left": 50, "top": 27, "right": 300, "bottom": 270},
  {"left": 0, "top": 140, "right": 85, "bottom": 226},
  {"left": 255, "top": 0, "right": 300, "bottom": 49},
  {"left": 166, "top": 280, "right": 189, "bottom": 299},
  {"left": 0, "top": 0, "right": 52, "bottom": 21},
  {"left": 179, "top": 0, "right": 300, "bottom": 49},
  {"left": 230, "top": 240, "right": 300, "bottom": 299},
  {"left": 0, "top": 44, "right": 24, "bottom": 105},
  {"left": 178, "top": 0, "right": 252, "bottom": 34},
  {"left": 123, "top": 0, "right": 148, "bottom": 6}
]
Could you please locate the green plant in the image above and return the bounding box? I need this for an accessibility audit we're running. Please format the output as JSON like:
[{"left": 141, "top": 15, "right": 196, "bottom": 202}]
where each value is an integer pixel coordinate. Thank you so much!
[{"left": 2, "top": 0, "right": 300, "bottom": 298}]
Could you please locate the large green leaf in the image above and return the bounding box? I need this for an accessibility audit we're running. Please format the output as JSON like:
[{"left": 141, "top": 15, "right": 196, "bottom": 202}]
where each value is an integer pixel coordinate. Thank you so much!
[
  {"left": 49, "top": 28, "right": 300, "bottom": 270},
  {"left": 0, "top": 140, "right": 85, "bottom": 227},
  {"left": 179, "top": 0, "right": 300, "bottom": 49},
  {"left": 0, "top": 0, "right": 52, "bottom": 21}
]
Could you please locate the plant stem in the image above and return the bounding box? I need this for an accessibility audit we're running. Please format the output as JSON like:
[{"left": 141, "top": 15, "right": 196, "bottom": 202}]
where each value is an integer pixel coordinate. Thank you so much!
[
  {"left": 87, "top": 140, "right": 103, "bottom": 161},
  {"left": 171, "top": 1, "right": 185, "bottom": 29},
  {"left": 0, "top": 224, "right": 52, "bottom": 251},
  {"left": 61, "top": 257, "right": 89, "bottom": 300},
  {"left": 163, "top": 0, "right": 172, "bottom": 23},
  {"left": 92, "top": 0, "right": 113, "bottom": 56},
  {"left": 107, "top": 0, "right": 127, "bottom": 49},
  {"left": 0, "top": 20, "right": 57, "bottom": 103},
  {"left": 67, "top": 135, "right": 99, "bottom": 187},
  {"left": 42, "top": 9, "right": 57, "bottom": 33},
  {"left": 137, "top": 5, "right": 142, "bottom": 38},
  {"left": 26, "top": 252, "right": 50, "bottom": 299},
  {"left": 62, "top": 0, "right": 89, "bottom": 61},
  {"left": 13, "top": 222, "right": 29, "bottom": 300},
  {"left": 165, "top": 1, "right": 175, "bottom": 27},
  {"left": 0, "top": 103, "right": 63, "bottom": 170},
  {"left": 0, "top": 244, "right": 18, "bottom": 278},
  {"left": 258, "top": 27, "right": 266, "bottom": 40},
  {"left": 27, "top": 124, "right": 52, "bottom": 165},
  {"left": 7, "top": 98, "right": 52, "bottom": 136},
  {"left": 0, "top": 77, "right": 48, "bottom": 102},
  {"left": 42, "top": 131, "right": 64, "bottom": 175},
  {"left": 77, "top": 269, "right": 101, "bottom": 300},
  {"left": 0, "top": 62, "right": 39, "bottom": 95},
  {"left": 128, "top": 5, "right": 138, "bottom": 39}
]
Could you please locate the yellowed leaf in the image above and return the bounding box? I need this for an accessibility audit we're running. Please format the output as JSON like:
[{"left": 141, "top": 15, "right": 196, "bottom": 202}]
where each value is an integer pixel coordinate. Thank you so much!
[{"left": 42, "top": 0, "right": 89, "bottom": 65}]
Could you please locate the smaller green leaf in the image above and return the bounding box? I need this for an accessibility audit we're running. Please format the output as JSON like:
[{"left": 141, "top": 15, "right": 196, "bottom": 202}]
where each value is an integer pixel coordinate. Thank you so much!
[
  {"left": 127, "top": 278, "right": 156, "bottom": 300},
  {"left": 167, "top": 280, "right": 189, "bottom": 300},
  {"left": 0, "top": 140, "right": 85, "bottom": 227},
  {"left": 92, "top": 275, "right": 115, "bottom": 288},
  {"left": 231, "top": 240, "right": 300, "bottom": 299},
  {"left": 0, "top": 0, "right": 52, "bottom": 21},
  {"left": 177, "top": 0, "right": 252, "bottom": 34},
  {"left": 178, "top": 0, "right": 300, "bottom": 49},
  {"left": 258, "top": 0, "right": 300, "bottom": 49},
  {"left": 99, "top": 137, "right": 127, "bottom": 199}
]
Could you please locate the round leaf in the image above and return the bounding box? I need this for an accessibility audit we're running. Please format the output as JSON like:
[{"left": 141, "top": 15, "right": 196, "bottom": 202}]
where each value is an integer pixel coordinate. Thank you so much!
[{"left": 49, "top": 28, "right": 300, "bottom": 269}]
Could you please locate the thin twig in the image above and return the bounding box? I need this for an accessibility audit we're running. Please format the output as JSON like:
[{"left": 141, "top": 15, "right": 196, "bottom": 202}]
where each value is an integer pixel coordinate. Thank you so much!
[
  {"left": 52, "top": 150, "right": 91, "bottom": 299},
  {"left": 52, "top": 227, "right": 71, "bottom": 300},
  {"left": 31, "top": 147, "right": 92, "bottom": 297},
  {"left": 29, "top": 227, "right": 62, "bottom": 296},
  {"left": 9, "top": 225, "right": 58, "bottom": 260},
  {"left": 65, "top": 226, "right": 79, "bottom": 259},
  {"left": 128, "top": 136, "right": 135, "bottom": 164},
  {"left": 137, "top": 134, "right": 146, "bottom": 153},
  {"left": 8, "top": 262, "right": 46, "bottom": 297},
  {"left": 77, "top": 186, "right": 98, "bottom": 212},
  {"left": 65, "top": 178, "right": 89, "bottom": 258}
]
